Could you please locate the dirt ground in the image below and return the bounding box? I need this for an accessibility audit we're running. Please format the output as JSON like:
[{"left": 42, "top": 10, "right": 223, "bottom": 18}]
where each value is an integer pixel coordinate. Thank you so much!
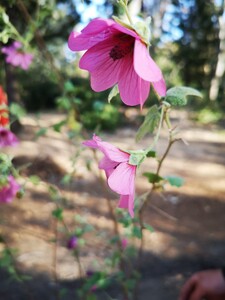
[{"left": 1, "top": 109, "right": 225, "bottom": 300}]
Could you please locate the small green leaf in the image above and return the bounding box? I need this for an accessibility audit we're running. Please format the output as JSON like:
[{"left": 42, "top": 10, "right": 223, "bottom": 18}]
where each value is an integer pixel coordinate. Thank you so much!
[
  {"left": 9, "top": 103, "right": 26, "bottom": 119},
  {"left": 61, "top": 174, "right": 72, "bottom": 185},
  {"left": 64, "top": 81, "right": 76, "bottom": 93},
  {"left": 29, "top": 175, "right": 40, "bottom": 185},
  {"left": 35, "top": 127, "right": 47, "bottom": 138},
  {"left": 108, "top": 85, "right": 119, "bottom": 103},
  {"left": 165, "top": 175, "right": 184, "bottom": 187},
  {"left": 136, "top": 105, "right": 160, "bottom": 142},
  {"left": 143, "top": 223, "right": 154, "bottom": 232},
  {"left": 128, "top": 152, "right": 145, "bottom": 166},
  {"left": 52, "top": 120, "right": 66, "bottom": 132},
  {"left": 52, "top": 208, "right": 63, "bottom": 221},
  {"left": 165, "top": 86, "right": 202, "bottom": 106},
  {"left": 146, "top": 150, "right": 156, "bottom": 158},
  {"left": 132, "top": 226, "right": 142, "bottom": 239},
  {"left": 143, "top": 172, "right": 163, "bottom": 183}
]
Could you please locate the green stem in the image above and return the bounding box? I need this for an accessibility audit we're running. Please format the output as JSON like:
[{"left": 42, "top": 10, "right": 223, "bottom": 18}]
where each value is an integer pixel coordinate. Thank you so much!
[{"left": 144, "top": 104, "right": 165, "bottom": 155}]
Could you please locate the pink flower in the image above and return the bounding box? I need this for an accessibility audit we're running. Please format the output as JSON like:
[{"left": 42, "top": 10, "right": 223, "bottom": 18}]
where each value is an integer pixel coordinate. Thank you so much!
[
  {"left": 1, "top": 41, "right": 33, "bottom": 70},
  {"left": 0, "top": 176, "right": 20, "bottom": 203},
  {"left": 83, "top": 134, "right": 136, "bottom": 217},
  {"left": 0, "top": 127, "right": 19, "bottom": 147},
  {"left": 68, "top": 18, "right": 166, "bottom": 108}
]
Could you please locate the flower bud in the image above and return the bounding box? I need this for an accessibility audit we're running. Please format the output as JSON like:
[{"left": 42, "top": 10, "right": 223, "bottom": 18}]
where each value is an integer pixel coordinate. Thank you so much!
[{"left": 67, "top": 236, "right": 77, "bottom": 250}]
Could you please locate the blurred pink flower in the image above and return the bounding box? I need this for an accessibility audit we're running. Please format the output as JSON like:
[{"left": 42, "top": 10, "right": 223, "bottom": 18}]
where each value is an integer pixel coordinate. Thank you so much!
[
  {"left": 68, "top": 18, "right": 166, "bottom": 108},
  {"left": 67, "top": 236, "right": 77, "bottom": 250},
  {"left": 83, "top": 134, "right": 136, "bottom": 217},
  {"left": 1, "top": 41, "right": 33, "bottom": 70},
  {"left": 0, "top": 127, "right": 19, "bottom": 147},
  {"left": 0, "top": 175, "right": 20, "bottom": 203}
]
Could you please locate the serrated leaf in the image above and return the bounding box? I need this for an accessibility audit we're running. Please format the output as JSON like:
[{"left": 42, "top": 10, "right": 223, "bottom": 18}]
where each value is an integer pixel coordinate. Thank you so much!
[
  {"left": 108, "top": 85, "right": 119, "bottom": 103},
  {"left": 136, "top": 105, "right": 160, "bottom": 142},
  {"left": 165, "top": 86, "right": 202, "bottom": 106},
  {"left": 143, "top": 172, "right": 163, "bottom": 183},
  {"left": 165, "top": 175, "right": 184, "bottom": 187}
]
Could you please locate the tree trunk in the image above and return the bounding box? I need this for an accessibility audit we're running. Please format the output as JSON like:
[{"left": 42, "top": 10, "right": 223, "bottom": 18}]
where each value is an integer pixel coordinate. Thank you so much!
[{"left": 209, "top": 4, "right": 225, "bottom": 101}]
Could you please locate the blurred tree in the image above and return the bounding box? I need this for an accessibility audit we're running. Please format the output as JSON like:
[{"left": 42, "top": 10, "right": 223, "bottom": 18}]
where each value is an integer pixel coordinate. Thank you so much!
[
  {"left": 209, "top": 1, "right": 225, "bottom": 104},
  {"left": 168, "top": 0, "right": 221, "bottom": 103}
]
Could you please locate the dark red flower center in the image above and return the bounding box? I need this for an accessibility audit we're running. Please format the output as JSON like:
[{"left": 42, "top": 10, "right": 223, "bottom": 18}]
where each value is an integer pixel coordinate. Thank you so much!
[
  {"left": 109, "top": 35, "right": 134, "bottom": 61},
  {"left": 0, "top": 130, "right": 7, "bottom": 137}
]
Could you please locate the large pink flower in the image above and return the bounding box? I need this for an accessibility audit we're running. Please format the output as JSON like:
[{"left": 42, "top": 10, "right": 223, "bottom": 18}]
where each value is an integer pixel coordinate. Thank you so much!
[
  {"left": 0, "top": 127, "right": 19, "bottom": 147},
  {"left": 1, "top": 41, "right": 33, "bottom": 70},
  {"left": 68, "top": 18, "right": 166, "bottom": 108},
  {"left": 0, "top": 175, "right": 20, "bottom": 203},
  {"left": 83, "top": 134, "right": 136, "bottom": 217}
]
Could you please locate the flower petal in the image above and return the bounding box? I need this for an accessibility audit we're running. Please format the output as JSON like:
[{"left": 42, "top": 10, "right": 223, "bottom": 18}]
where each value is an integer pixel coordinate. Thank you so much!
[
  {"left": 83, "top": 134, "right": 129, "bottom": 163},
  {"left": 68, "top": 18, "right": 116, "bottom": 51},
  {"left": 118, "top": 52, "right": 150, "bottom": 107},
  {"left": 99, "top": 156, "right": 118, "bottom": 171},
  {"left": 152, "top": 78, "right": 167, "bottom": 97},
  {"left": 118, "top": 192, "right": 135, "bottom": 218},
  {"left": 134, "top": 39, "right": 162, "bottom": 82},
  {"left": 108, "top": 162, "right": 136, "bottom": 195},
  {"left": 79, "top": 37, "right": 124, "bottom": 91}
]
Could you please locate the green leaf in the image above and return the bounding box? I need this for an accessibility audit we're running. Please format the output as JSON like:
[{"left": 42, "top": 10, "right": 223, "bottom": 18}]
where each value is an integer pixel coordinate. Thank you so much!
[
  {"left": 132, "top": 226, "right": 142, "bottom": 239},
  {"left": 165, "top": 86, "right": 202, "bottom": 106},
  {"left": 29, "top": 175, "right": 40, "bottom": 185},
  {"left": 146, "top": 150, "right": 156, "bottom": 158},
  {"left": 165, "top": 175, "right": 184, "bottom": 187},
  {"left": 143, "top": 223, "right": 154, "bottom": 232},
  {"left": 128, "top": 151, "right": 146, "bottom": 166},
  {"left": 9, "top": 103, "right": 26, "bottom": 119},
  {"left": 136, "top": 105, "right": 160, "bottom": 142},
  {"left": 143, "top": 172, "right": 163, "bottom": 184},
  {"left": 52, "top": 120, "right": 66, "bottom": 132},
  {"left": 64, "top": 81, "right": 76, "bottom": 93},
  {"left": 112, "top": 16, "right": 133, "bottom": 30},
  {"left": 35, "top": 127, "right": 47, "bottom": 138},
  {"left": 52, "top": 208, "right": 63, "bottom": 221},
  {"left": 108, "top": 85, "right": 119, "bottom": 103},
  {"left": 61, "top": 174, "right": 72, "bottom": 185}
]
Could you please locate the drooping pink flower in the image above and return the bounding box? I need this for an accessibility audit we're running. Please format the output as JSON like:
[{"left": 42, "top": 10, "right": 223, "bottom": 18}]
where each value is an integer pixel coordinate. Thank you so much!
[
  {"left": 0, "top": 175, "right": 20, "bottom": 204},
  {"left": 1, "top": 41, "right": 33, "bottom": 70},
  {"left": 68, "top": 18, "right": 166, "bottom": 108},
  {"left": 83, "top": 134, "right": 136, "bottom": 217},
  {"left": 0, "top": 127, "right": 19, "bottom": 147}
]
